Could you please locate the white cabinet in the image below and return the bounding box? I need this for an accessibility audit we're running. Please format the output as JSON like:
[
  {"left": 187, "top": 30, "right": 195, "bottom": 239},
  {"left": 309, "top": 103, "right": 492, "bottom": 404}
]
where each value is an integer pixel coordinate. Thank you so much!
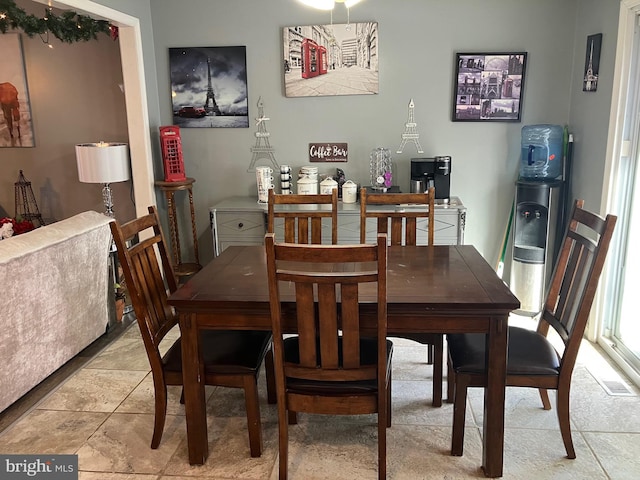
[{"left": 211, "top": 197, "right": 466, "bottom": 256}]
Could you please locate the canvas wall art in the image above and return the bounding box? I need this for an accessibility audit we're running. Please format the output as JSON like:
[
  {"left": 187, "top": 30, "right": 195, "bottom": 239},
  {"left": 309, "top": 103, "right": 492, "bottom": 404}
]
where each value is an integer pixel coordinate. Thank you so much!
[
  {"left": 169, "top": 46, "right": 249, "bottom": 128},
  {"left": 583, "top": 33, "right": 602, "bottom": 92},
  {"left": 452, "top": 52, "right": 527, "bottom": 122},
  {"left": 283, "top": 22, "right": 379, "bottom": 97},
  {"left": 0, "top": 34, "right": 34, "bottom": 147}
]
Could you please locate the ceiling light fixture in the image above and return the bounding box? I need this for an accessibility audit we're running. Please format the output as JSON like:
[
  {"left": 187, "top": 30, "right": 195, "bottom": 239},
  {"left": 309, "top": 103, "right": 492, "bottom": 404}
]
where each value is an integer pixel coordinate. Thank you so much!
[
  {"left": 298, "top": 0, "right": 363, "bottom": 10},
  {"left": 297, "top": 0, "right": 364, "bottom": 27}
]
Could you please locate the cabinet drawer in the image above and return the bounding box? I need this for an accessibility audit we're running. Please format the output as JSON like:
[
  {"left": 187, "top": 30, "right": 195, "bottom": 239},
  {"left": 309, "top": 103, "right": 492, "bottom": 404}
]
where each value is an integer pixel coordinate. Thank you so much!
[{"left": 216, "top": 211, "right": 265, "bottom": 237}]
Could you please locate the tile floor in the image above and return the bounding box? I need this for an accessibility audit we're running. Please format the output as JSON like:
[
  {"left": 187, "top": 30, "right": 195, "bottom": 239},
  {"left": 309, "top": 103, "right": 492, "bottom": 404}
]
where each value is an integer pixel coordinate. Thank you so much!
[{"left": 1, "top": 316, "right": 639, "bottom": 479}]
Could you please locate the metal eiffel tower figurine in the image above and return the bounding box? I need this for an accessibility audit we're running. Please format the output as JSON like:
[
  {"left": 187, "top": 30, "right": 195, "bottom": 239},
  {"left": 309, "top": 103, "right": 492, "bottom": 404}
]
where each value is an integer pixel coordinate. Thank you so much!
[
  {"left": 247, "top": 96, "right": 279, "bottom": 172},
  {"left": 396, "top": 98, "right": 424, "bottom": 154},
  {"left": 14, "top": 170, "right": 45, "bottom": 227},
  {"left": 204, "top": 57, "right": 221, "bottom": 115}
]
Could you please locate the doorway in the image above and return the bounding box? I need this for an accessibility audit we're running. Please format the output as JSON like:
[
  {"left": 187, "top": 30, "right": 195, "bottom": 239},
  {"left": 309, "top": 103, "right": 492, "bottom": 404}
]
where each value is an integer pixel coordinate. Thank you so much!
[
  {"left": 599, "top": 0, "right": 640, "bottom": 387},
  {"left": 50, "top": 0, "right": 156, "bottom": 219}
]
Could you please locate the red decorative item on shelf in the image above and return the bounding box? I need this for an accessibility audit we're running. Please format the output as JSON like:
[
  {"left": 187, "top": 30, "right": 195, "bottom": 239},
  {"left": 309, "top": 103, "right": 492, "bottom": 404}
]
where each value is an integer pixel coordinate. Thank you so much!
[{"left": 159, "top": 126, "right": 186, "bottom": 182}]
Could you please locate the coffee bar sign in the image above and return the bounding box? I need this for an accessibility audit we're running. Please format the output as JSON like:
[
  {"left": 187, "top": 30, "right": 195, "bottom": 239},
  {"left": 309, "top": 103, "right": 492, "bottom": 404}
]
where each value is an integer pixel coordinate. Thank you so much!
[{"left": 308, "top": 143, "right": 348, "bottom": 162}]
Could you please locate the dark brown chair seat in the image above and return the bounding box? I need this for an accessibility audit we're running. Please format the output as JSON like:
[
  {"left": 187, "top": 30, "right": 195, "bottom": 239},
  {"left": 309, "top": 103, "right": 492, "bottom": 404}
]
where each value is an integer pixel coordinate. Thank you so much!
[
  {"left": 447, "top": 328, "right": 560, "bottom": 376},
  {"left": 110, "top": 206, "right": 274, "bottom": 457}
]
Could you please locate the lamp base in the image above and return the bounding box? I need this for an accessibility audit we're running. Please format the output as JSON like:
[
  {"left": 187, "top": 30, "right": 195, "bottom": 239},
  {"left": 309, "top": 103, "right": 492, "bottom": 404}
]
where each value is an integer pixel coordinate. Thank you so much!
[{"left": 102, "top": 183, "right": 115, "bottom": 218}]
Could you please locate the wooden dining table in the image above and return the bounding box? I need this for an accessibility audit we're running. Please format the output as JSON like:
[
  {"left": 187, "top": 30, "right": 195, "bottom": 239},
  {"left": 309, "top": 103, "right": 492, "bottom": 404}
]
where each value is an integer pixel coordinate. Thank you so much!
[{"left": 168, "top": 244, "right": 519, "bottom": 478}]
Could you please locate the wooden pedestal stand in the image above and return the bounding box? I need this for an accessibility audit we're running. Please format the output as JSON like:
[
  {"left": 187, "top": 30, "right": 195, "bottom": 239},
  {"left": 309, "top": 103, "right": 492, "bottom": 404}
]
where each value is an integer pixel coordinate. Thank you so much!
[{"left": 154, "top": 178, "right": 202, "bottom": 279}]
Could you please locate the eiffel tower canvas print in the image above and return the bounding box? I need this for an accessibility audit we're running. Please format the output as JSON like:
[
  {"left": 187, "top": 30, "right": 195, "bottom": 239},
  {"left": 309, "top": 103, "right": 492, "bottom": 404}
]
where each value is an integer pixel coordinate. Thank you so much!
[{"left": 169, "top": 46, "right": 249, "bottom": 128}]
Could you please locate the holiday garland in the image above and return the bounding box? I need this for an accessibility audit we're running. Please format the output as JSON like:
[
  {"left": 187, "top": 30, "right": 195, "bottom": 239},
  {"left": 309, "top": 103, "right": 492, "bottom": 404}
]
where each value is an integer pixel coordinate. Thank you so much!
[{"left": 0, "top": 0, "right": 112, "bottom": 43}]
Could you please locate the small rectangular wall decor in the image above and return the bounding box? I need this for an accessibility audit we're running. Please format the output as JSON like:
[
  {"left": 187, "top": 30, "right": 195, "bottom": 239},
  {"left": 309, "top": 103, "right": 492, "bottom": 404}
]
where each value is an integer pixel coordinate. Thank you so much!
[
  {"left": 283, "top": 23, "right": 379, "bottom": 97},
  {"left": 452, "top": 52, "right": 527, "bottom": 122},
  {"left": 308, "top": 143, "right": 348, "bottom": 162},
  {"left": 583, "top": 33, "right": 602, "bottom": 92},
  {"left": 169, "top": 46, "right": 249, "bottom": 128},
  {"left": 0, "top": 34, "right": 35, "bottom": 147}
]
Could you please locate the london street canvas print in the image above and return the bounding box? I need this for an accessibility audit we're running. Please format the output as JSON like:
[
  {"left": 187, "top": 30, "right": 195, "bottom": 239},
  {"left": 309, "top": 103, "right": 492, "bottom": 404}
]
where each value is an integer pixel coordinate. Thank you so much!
[
  {"left": 283, "top": 22, "right": 378, "bottom": 97},
  {"left": 169, "top": 46, "right": 249, "bottom": 128},
  {"left": 452, "top": 52, "right": 527, "bottom": 122},
  {"left": 0, "top": 34, "right": 34, "bottom": 147}
]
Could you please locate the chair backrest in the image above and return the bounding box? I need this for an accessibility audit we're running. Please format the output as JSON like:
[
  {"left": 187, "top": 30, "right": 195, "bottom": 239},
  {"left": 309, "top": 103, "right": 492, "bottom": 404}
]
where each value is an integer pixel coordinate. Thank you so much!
[
  {"left": 265, "top": 232, "right": 387, "bottom": 385},
  {"left": 538, "top": 199, "right": 617, "bottom": 373},
  {"left": 109, "top": 206, "right": 178, "bottom": 365},
  {"left": 267, "top": 188, "right": 338, "bottom": 244},
  {"left": 359, "top": 187, "right": 435, "bottom": 245}
]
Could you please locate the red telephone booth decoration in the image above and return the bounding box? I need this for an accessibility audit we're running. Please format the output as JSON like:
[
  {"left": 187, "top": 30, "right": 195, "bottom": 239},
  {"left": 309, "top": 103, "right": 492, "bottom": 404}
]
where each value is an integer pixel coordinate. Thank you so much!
[
  {"left": 160, "top": 125, "right": 186, "bottom": 182},
  {"left": 318, "top": 45, "right": 327, "bottom": 75},
  {"left": 301, "top": 38, "right": 320, "bottom": 79}
]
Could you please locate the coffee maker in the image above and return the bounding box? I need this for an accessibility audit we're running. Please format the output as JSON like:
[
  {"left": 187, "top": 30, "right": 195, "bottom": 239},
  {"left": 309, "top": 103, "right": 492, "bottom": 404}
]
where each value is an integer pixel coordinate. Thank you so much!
[{"left": 410, "top": 157, "right": 451, "bottom": 201}]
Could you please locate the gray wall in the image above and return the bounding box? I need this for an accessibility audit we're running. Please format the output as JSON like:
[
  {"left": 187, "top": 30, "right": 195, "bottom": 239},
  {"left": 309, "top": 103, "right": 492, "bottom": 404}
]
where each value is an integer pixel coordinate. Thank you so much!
[
  {"left": 148, "top": 0, "right": 580, "bottom": 264},
  {"left": 3, "top": 0, "right": 622, "bottom": 271},
  {"left": 568, "top": 0, "right": 620, "bottom": 213}
]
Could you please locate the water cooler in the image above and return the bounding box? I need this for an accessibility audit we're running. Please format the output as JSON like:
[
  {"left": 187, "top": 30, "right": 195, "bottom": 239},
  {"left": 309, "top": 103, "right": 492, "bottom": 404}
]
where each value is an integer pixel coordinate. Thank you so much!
[{"left": 509, "top": 125, "right": 564, "bottom": 315}]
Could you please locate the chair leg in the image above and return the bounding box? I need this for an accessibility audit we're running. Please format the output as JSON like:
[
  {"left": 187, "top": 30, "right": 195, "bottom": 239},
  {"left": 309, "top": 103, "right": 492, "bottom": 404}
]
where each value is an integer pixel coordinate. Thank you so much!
[
  {"left": 265, "top": 347, "right": 277, "bottom": 404},
  {"left": 556, "top": 385, "right": 576, "bottom": 459},
  {"left": 151, "top": 381, "right": 168, "bottom": 449},
  {"left": 446, "top": 352, "right": 455, "bottom": 404},
  {"left": 378, "top": 397, "right": 387, "bottom": 480},
  {"left": 538, "top": 387, "right": 552, "bottom": 410},
  {"left": 288, "top": 410, "right": 298, "bottom": 425},
  {"left": 426, "top": 344, "right": 434, "bottom": 365},
  {"left": 387, "top": 367, "right": 392, "bottom": 428},
  {"left": 243, "top": 376, "right": 263, "bottom": 457},
  {"left": 278, "top": 404, "right": 289, "bottom": 480},
  {"left": 179, "top": 387, "right": 185, "bottom": 405},
  {"left": 450, "top": 371, "right": 468, "bottom": 456},
  {"left": 432, "top": 335, "right": 443, "bottom": 407}
]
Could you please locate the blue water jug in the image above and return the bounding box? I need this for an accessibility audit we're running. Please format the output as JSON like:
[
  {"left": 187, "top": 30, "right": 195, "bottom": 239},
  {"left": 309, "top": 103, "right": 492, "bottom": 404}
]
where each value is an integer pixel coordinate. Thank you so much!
[{"left": 520, "top": 124, "right": 563, "bottom": 180}]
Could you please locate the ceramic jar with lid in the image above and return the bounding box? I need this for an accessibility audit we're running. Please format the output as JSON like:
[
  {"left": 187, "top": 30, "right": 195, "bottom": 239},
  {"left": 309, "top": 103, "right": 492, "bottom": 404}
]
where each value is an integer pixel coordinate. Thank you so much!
[
  {"left": 319, "top": 177, "right": 338, "bottom": 195},
  {"left": 342, "top": 180, "right": 358, "bottom": 203},
  {"left": 297, "top": 175, "right": 318, "bottom": 195}
]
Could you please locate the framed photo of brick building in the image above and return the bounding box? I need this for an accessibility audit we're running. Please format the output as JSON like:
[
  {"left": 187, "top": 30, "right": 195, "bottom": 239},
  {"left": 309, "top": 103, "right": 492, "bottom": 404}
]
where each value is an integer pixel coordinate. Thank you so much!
[
  {"left": 282, "top": 22, "right": 379, "bottom": 98},
  {"left": 452, "top": 52, "right": 527, "bottom": 122}
]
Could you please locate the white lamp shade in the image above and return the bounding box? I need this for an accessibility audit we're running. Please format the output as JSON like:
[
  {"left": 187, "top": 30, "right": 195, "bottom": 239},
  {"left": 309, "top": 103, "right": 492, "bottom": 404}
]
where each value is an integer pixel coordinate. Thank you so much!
[{"left": 75, "top": 142, "right": 130, "bottom": 184}]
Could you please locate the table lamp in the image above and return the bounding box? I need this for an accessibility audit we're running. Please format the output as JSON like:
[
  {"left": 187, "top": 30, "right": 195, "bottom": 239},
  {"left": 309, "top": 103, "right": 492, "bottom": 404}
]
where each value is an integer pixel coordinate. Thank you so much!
[{"left": 75, "top": 142, "right": 130, "bottom": 218}]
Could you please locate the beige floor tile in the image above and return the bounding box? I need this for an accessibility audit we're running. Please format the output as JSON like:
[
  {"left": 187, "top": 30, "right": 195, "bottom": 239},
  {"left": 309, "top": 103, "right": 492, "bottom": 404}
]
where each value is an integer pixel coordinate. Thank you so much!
[
  {"left": 163, "top": 417, "right": 279, "bottom": 479},
  {"left": 87, "top": 337, "right": 151, "bottom": 371},
  {"left": 38, "top": 368, "right": 147, "bottom": 413},
  {"left": 0, "top": 410, "right": 109, "bottom": 454},
  {"left": 76, "top": 412, "right": 184, "bottom": 474},
  {"left": 80, "top": 473, "right": 159, "bottom": 479},
  {"left": 582, "top": 432, "right": 640, "bottom": 479}
]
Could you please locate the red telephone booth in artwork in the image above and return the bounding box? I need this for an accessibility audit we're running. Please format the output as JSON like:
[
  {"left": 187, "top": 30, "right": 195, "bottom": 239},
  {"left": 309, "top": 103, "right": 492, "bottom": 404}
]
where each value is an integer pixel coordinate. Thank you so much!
[
  {"left": 301, "top": 38, "right": 320, "bottom": 79},
  {"left": 318, "top": 45, "right": 327, "bottom": 75},
  {"left": 159, "top": 126, "right": 186, "bottom": 182}
]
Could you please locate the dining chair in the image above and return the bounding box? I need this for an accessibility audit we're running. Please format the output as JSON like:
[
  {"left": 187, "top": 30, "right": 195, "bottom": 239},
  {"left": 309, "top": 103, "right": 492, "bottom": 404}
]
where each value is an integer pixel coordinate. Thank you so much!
[
  {"left": 267, "top": 188, "right": 338, "bottom": 244},
  {"left": 109, "top": 206, "right": 274, "bottom": 456},
  {"left": 359, "top": 186, "right": 444, "bottom": 406},
  {"left": 265, "top": 232, "right": 392, "bottom": 480},
  {"left": 447, "top": 199, "right": 617, "bottom": 459}
]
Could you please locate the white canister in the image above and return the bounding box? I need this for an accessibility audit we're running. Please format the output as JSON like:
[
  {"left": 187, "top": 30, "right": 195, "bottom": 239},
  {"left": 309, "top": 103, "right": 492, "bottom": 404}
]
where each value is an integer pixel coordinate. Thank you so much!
[
  {"left": 342, "top": 180, "right": 358, "bottom": 203},
  {"left": 319, "top": 177, "right": 338, "bottom": 195},
  {"left": 297, "top": 175, "right": 317, "bottom": 195}
]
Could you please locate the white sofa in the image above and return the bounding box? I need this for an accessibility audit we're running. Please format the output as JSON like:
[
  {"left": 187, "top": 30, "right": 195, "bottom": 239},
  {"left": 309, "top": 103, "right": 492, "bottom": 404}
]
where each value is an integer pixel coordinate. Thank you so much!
[{"left": 0, "top": 210, "right": 113, "bottom": 413}]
